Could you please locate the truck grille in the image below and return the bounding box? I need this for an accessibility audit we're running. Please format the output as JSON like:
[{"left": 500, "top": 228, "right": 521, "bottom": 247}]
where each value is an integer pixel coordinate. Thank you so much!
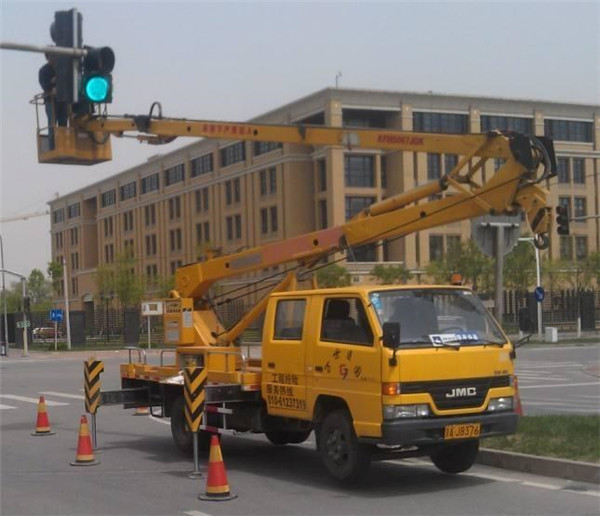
[{"left": 400, "top": 376, "right": 510, "bottom": 410}]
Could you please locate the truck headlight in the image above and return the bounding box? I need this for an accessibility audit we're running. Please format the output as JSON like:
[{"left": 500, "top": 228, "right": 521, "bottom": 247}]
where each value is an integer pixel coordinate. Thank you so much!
[
  {"left": 383, "top": 404, "right": 430, "bottom": 420},
  {"left": 487, "top": 397, "right": 514, "bottom": 412}
]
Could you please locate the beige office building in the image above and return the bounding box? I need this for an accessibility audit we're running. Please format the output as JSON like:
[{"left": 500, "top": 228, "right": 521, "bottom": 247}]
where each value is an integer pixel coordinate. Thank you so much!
[{"left": 48, "top": 88, "right": 600, "bottom": 311}]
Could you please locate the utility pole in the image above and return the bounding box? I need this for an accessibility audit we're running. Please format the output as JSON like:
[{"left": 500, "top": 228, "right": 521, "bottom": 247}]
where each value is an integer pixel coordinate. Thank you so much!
[{"left": 62, "top": 257, "right": 72, "bottom": 350}]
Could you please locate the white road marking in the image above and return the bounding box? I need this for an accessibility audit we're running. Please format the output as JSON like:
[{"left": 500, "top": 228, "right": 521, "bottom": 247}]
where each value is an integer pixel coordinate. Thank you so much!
[
  {"left": 40, "top": 391, "right": 85, "bottom": 400},
  {"left": 523, "top": 399, "right": 599, "bottom": 408},
  {"left": 0, "top": 403, "right": 17, "bottom": 410},
  {"left": 184, "top": 511, "right": 213, "bottom": 516},
  {"left": 518, "top": 363, "right": 582, "bottom": 369},
  {"left": 463, "top": 471, "right": 519, "bottom": 483},
  {"left": 0, "top": 394, "right": 68, "bottom": 406},
  {"left": 519, "top": 381, "right": 600, "bottom": 390},
  {"left": 521, "top": 481, "right": 561, "bottom": 490}
]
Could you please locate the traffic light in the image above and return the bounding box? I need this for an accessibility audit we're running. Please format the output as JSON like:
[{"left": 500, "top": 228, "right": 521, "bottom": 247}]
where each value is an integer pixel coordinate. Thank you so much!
[
  {"left": 81, "top": 46, "right": 115, "bottom": 103},
  {"left": 556, "top": 205, "right": 570, "bottom": 236},
  {"left": 52, "top": 9, "right": 83, "bottom": 103}
]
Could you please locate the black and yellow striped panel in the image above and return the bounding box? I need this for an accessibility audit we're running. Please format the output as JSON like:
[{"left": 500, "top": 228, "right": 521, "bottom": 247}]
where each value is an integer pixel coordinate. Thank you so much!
[
  {"left": 84, "top": 360, "right": 104, "bottom": 414},
  {"left": 183, "top": 367, "right": 206, "bottom": 432}
]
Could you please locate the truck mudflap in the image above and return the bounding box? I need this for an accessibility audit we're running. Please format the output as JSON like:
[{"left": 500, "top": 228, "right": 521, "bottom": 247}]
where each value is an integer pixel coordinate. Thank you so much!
[{"left": 379, "top": 412, "right": 518, "bottom": 447}]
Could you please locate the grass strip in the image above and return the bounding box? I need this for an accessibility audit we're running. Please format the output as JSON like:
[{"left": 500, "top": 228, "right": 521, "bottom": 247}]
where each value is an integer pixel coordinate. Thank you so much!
[{"left": 485, "top": 415, "right": 600, "bottom": 463}]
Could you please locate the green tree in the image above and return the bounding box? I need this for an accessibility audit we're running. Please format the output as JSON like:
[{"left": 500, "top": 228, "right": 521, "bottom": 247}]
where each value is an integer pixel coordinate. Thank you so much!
[
  {"left": 95, "top": 251, "right": 145, "bottom": 307},
  {"left": 370, "top": 263, "right": 412, "bottom": 284},
  {"left": 503, "top": 241, "right": 536, "bottom": 290},
  {"left": 315, "top": 264, "right": 351, "bottom": 288},
  {"left": 47, "top": 260, "right": 63, "bottom": 295},
  {"left": 146, "top": 274, "right": 175, "bottom": 298},
  {"left": 27, "top": 268, "right": 51, "bottom": 306}
]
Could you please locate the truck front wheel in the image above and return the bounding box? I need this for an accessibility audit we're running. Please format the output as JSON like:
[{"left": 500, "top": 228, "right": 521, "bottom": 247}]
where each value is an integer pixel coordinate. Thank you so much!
[
  {"left": 317, "top": 410, "right": 371, "bottom": 484},
  {"left": 170, "top": 396, "right": 211, "bottom": 454},
  {"left": 430, "top": 440, "right": 479, "bottom": 474}
]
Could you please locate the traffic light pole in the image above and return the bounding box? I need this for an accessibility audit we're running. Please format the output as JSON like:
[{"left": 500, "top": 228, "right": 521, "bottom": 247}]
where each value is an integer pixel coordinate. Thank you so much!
[{"left": 0, "top": 42, "right": 87, "bottom": 58}]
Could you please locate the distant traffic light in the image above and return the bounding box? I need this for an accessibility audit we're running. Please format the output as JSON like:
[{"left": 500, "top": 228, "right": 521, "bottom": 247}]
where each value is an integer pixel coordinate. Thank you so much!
[
  {"left": 52, "top": 9, "right": 83, "bottom": 103},
  {"left": 81, "top": 46, "right": 115, "bottom": 103},
  {"left": 556, "top": 205, "right": 570, "bottom": 236}
]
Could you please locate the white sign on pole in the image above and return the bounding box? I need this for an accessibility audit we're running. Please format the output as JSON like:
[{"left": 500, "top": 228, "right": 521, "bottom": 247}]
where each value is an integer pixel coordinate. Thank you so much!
[{"left": 141, "top": 301, "right": 164, "bottom": 316}]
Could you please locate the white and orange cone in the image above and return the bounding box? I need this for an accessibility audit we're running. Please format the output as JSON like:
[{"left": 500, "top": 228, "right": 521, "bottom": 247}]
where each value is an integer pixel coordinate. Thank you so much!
[
  {"left": 199, "top": 435, "right": 237, "bottom": 501},
  {"left": 32, "top": 396, "right": 55, "bottom": 436},
  {"left": 70, "top": 415, "right": 100, "bottom": 466},
  {"left": 132, "top": 406, "right": 150, "bottom": 416}
]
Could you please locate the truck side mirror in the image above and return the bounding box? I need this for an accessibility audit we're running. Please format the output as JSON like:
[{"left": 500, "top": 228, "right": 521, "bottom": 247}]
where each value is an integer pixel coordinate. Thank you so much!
[
  {"left": 518, "top": 307, "right": 532, "bottom": 333},
  {"left": 383, "top": 322, "right": 400, "bottom": 349}
]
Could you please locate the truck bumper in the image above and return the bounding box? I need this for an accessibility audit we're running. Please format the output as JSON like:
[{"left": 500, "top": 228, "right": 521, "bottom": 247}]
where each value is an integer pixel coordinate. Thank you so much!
[{"left": 380, "top": 412, "right": 518, "bottom": 447}]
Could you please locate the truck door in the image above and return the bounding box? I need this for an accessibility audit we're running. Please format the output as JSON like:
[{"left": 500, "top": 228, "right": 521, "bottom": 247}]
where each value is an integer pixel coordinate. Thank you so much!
[
  {"left": 306, "top": 296, "right": 381, "bottom": 438},
  {"left": 262, "top": 297, "right": 309, "bottom": 418}
]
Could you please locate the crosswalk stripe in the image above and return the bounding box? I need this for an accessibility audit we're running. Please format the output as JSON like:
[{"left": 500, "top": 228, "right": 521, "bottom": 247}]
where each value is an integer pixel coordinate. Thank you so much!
[
  {"left": 519, "top": 381, "right": 600, "bottom": 390},
  {"left": 0, "top": 394, "right": 68, "bottom": 406},
  {"left": 0, "top": 403, "right": 17, "bottom": 410},
  {"left": 40, "top": 391, "right": 85, "bottom": 400}
]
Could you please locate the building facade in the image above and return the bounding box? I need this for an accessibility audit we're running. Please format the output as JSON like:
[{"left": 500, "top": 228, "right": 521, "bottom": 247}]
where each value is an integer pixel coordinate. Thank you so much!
[{"left": 48, "top": 88, "right": 600, "bottom": 311}]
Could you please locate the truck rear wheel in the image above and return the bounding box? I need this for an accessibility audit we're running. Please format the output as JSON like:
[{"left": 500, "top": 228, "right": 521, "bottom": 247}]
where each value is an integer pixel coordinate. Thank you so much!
[
  {"left": 170, "top": 396, "right": 211, "bottom": 454},
  {"left": 318, "top": 410, "right": 370, "bottom": 484},
  {"left": 430, "top": 440, "right": 479, "bottom": 474},
  {"left": 265, "top": 429, "right": 312, "bottom": 445}
]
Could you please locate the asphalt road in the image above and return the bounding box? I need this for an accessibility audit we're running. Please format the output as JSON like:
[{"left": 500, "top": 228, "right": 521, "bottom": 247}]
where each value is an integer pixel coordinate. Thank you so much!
[
  {"left": 515, "top": 344, "right": 600, "bottom": 415},
  {"left": 1, "top": 350, "right": 599, "bottom": 516}
]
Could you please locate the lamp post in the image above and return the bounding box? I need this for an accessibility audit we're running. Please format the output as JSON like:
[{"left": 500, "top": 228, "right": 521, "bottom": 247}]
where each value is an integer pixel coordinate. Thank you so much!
[
  {"left": 0, "top": 235, "right": 8, "bottom": 356},
  {"left": 519, "top": 237, "right": 542, "bottom": 338}
]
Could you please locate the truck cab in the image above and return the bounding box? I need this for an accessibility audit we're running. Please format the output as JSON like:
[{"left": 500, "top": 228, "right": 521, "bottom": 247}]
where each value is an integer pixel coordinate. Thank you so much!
[{"left": 261, "top": 286, "right": 518, "bottom": 482}]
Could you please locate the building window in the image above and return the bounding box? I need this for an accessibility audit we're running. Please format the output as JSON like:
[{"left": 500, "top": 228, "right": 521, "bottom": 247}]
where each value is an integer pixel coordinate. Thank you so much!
[
  {"left": 146, "top": 264, "right": 158, "bottom": 278},
  {"left": 447, "top": 235, "right": 461, "bottom": 252},
  {"left": 70, "top": 228, "right": 78, "bottom": 246},
  {"left": 170, "top": 260, "right": 183, "bottom": 275},
  {"left": 144, "top": 204, "right": 156, "bottom": 227},
  {"left": 574, "top": 197, "right": 587, "bottom": 219},
  {"left": 145, "top": 234, "right": 157, "bottom": 256},
  {"left": 413, "top": 112, "right": 468, "bottom": 134},
  {"left": 576, "top": 236, "right": 588, "bottom": 260},
  {"left": 573, "top": 158, "right": 585, "bottom": 184},
  {"left": 71, "top": 277, "right": 78, "bottom": 296},
  {"left": 545, "top": 119, "right": 593, "bottom": 143},
  {"left": 235, "top": 214, "right": 242, "bottom": 239},
  {"left": 53, "top": 209, "right": 65, "bottom": 224},
  {"left": 70, "top": 252, "right": 79, "bottom": 271},
  {"left": 319, "top": 200, "right": 328, "bottom": 229},
  {"left": 104, "top": 244, "right": 114, "bottom": 263},
  {"left": 429, "top": 235, "right": 444, "bottom": 261},
  {"left": 268, "top": 167, "right": 276, "bottom": 194},
  {"left": 103, "top": 217, "right": 113, "bottom": 237},
  {"left": 67, "top": 203, "right": 80, "bottom": 219},
  {"left": 260, "top": 170, "right": 267, "bottom": 196},
  {"left": 168, "top": 197, "right": 181, "bottom": 220},
  {"left": 234, "top": 178, "right": 241, "bottom": 203},
  {"left": 318, "top": 160, "right": 327, "bottom": 191},
  {"left": 196, "top": 222, "right": 210, "bottom": 245},
  {"left": 254, "top": 141, "right": 282, "bottom": 156},
  {"left": 260, "top": 208, "right": 268, "bottom": 235},
  {"left": 427, "top": 154, "right": 442, "bottom": 180},
  {"left": 345, "top": 196, "right": 375, "bottom": 220},
  {"left": 123, "top": 210, "right": 134, "bottom": 232},
  {"left": 195, "top": 187, "right": 209, "bottom": 213},
  {"left": 141, "top": 173, "right": 159, "bottom": 194},
  {"left": 557, "top": 158, "right": 570, "bottom": 184},
  {"left": 345, "top": 155, "right": 375, "bottom": 187},
  {"left": 270, "top": 206, "right": 278, "bottom": 233},
  {"left": 191, "top": 153, "right": 213, "bottom": 177},
  {"left": 55, "top": 232, "right": 63, "bottom": 250},
  {"left": 124, "top": 238, "right": 134, "bottom": 256},
  {"left": 480, "top": 115, "right": 533, "bottom": 135},
  {"left": 226, "top": 216, "right": 233, "bottom": 241},
  {"left": 169, "top": 228, "right": 182, "bottom": 252},
  {"left": 120, "top": 181, "right": 137, "bottom": 201},
  {"left": 560, "top": 236, "right": 573, "bottom": 260},
  {"left": 101, "top": 189, "right": 116, "bottom": 207},
  {"left": 220, "top": 142, "right": 246, "bottom": 167},
  {"left": 558, "top": 196, "right": 572, "bottom": 215},
  {"left": 444, "top": 154, "right": 458, "bottom": 174},
  {"left": 165, "top": 164, "right": 185, "bottom": 186}
]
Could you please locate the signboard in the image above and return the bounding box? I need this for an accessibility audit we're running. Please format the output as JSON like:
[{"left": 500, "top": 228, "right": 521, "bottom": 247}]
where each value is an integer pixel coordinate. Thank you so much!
[
  {"left": 534, "top": 286, "right": 545, "bottom": 302},
  {"left": 17, "top": 320, "right": 31, "bottom": 329},
  {"left": 50, "top": 309, "right": 64, "bottom": 322},
  {"left": 471, "top": 214, "right": 521, "bottom": 257},
  {"left": 142, "top": 301, "right": 164, "bottom": 316}
]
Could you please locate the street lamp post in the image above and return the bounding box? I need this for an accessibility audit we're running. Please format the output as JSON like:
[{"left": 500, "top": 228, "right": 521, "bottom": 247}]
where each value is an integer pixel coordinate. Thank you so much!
[
  {"left": 0, "top": 235, "right": 8, "bottom": 356},
  {"left": 519, "top": 237, "right": 543, "bottom": 338}
]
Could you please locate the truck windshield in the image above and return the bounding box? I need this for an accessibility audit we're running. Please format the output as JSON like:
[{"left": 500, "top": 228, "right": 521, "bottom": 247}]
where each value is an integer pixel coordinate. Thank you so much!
[{"left": 369, "top": 289, "right": 506, "bottom": 346}]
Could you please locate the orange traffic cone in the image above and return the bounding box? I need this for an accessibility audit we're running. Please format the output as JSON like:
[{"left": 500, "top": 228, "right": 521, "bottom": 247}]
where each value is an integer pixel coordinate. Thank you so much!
[
  {"left": 199, "top": 435, "right": 237, "bottom": 501},
  {"left": 514, "top": 375, "right": 524, "bottom": 416},
  {"left": 132, "top": 406, "right": 150, "bottom": 416},
  {"left": 32, "top": 396, "right": 55, "bottom": 436},
  {"left": 70, "top": 415, "right": 100, "bottom": 466}
]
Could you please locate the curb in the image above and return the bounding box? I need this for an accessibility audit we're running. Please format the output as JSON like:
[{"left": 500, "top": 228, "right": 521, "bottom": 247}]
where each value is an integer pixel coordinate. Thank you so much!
[{"left": 478, "top": 448, "right": 600, "bottom": 484}]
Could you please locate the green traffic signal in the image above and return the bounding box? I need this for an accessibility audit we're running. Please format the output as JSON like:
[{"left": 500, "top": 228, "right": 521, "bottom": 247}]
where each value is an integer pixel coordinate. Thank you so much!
[{"left": 83, "top": 75, "right": 111, "bottom": 103}]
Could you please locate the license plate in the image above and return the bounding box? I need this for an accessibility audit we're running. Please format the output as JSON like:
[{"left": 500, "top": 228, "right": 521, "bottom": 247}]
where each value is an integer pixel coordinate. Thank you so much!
[{"left": 444, "top": 423, "right": 481, "bottom": 440}]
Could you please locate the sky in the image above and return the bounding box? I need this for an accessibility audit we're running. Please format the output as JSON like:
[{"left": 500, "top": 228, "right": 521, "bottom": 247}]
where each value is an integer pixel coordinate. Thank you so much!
[{"left": 1, "top": 1, "right": 599, "bottom": 284}]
